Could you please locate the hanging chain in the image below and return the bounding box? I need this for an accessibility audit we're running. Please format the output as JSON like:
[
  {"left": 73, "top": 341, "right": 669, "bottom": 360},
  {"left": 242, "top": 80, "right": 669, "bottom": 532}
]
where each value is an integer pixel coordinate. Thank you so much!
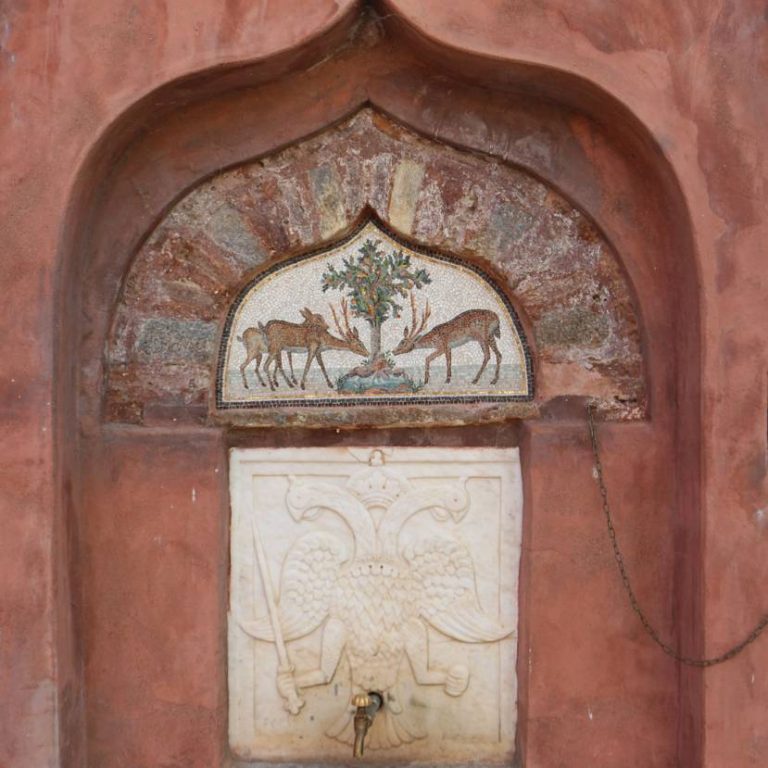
[{"left": 587, "top": 403, "right": 768, "bottom": 667}]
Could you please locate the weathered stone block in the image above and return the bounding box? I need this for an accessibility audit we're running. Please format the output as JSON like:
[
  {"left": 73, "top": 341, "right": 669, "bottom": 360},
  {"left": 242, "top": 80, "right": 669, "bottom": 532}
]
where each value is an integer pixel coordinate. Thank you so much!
[
  {"left": 136, "top": 318, "right": 216, "bottom": 364},
  {"left": 206, "top": 203, "right": 267, "bottom": 267},
  {"left": 310, "top": 164, "right": 347, "bottom": 238},
  {"left": 536, "top": 306, "right": 611, "bottom": 348}
]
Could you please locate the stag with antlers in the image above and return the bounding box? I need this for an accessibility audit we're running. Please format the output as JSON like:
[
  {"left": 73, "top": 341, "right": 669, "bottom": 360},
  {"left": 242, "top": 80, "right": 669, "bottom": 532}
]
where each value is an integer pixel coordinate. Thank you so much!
[
  {"left": 393, "top": 293, "right": 502, "bottom": 385},
  {"left": 257, "top": 300, "right": 368, "bottom": 391}
]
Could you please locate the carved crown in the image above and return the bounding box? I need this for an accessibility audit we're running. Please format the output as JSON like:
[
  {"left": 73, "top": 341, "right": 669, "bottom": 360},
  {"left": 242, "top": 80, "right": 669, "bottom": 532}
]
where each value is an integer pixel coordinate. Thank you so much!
[{"left": 346, "top": 466, "right": 412, "bottom": 510}]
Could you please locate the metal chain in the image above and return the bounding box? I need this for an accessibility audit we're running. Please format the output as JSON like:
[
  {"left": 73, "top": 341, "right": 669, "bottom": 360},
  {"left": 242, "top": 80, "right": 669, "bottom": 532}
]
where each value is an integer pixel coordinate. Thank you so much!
[{"left": 587, "top": 404, "right": 768, "bottom": 667}]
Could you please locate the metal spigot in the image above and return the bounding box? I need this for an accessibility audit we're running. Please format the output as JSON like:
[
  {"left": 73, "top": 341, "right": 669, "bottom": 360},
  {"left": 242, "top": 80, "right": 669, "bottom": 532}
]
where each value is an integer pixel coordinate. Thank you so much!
[{"left": 352, "top": 691, "right": 383, "bottom": 758}]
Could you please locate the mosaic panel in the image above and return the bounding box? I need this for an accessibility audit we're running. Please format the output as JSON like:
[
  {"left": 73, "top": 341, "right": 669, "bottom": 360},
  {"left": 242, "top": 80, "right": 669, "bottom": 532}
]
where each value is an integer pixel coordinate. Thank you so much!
[{"left": 217, "top": 220, "right": 533, "bottom": 412}]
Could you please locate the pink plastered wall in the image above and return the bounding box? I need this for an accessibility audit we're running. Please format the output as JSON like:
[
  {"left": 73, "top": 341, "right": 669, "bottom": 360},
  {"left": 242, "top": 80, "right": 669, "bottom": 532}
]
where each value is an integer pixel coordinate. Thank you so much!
[{"left": 0, "top": 2, "right": 765, "bottom": 767}]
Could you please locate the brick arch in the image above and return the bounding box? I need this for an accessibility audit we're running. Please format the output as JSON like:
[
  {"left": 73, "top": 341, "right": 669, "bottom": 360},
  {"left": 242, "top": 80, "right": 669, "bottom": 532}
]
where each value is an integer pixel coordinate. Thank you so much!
[{"left": 104, "top": 108, "right": 644, "bottom": 425}]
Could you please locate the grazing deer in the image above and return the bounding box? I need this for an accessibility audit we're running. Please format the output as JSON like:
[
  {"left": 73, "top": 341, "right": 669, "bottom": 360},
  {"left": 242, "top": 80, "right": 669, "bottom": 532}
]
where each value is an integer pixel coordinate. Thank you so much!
[
  {"left": 393, "top": 293, "right": 502, "bottom": 385},
  {"left": 261, "top": 300, "right": 367, "bottom": 390},
  {"left": 238, "top": 308, "right": 328, "bottom": 389}
]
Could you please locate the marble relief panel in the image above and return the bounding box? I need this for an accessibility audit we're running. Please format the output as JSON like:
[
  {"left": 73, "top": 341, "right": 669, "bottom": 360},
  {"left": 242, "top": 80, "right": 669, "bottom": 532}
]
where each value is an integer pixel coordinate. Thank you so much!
[
  {"left": 217, "top": 219, "right": 533, "bottom": 412},
  {"left": 228, "top": 447, "right": 522, "bottom": 764}
]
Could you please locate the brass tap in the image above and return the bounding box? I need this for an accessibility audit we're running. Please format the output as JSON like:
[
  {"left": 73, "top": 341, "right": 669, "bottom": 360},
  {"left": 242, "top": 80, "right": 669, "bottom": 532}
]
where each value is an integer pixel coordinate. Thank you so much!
[{"left": 352, "top": 691, "right": 383, "bottom": 758}]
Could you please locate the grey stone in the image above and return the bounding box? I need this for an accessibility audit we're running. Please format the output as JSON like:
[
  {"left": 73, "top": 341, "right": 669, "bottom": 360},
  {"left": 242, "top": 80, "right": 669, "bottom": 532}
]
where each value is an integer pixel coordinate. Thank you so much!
[
  {"left": 137, "top": 318, "right": 217, "bottom": 364},
  {"left": 485, "top": 201, "right": 534, "bottom": 256},
  {"left": 207, "top": 203, "right": 267, "bottom": 267}
]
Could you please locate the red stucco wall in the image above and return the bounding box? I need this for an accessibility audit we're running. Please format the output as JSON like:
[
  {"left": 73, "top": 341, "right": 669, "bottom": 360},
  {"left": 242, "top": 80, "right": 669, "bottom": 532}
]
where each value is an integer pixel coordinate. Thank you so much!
[{"left": 0, "top": 2, "right": 765, "bottom": 768}]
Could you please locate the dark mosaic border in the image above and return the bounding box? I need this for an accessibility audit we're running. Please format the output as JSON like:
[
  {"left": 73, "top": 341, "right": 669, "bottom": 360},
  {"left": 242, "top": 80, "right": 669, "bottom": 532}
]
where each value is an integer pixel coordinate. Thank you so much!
[{"left": 215, "top": 216, "right": 535, "bottom": 413}]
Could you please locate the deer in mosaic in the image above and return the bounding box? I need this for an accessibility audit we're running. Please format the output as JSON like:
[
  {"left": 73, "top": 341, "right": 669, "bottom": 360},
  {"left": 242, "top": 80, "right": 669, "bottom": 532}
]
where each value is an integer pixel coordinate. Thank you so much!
[
  {"left": 238, "top": 326, "right": 269, "bottom": 388},
  {"left": 240, "top": 309, "right": 332, "bottom": 389},
  {"left": 392, "top": 293, "right": 502, "bottom": 385},
  {"left": 260, "top": 301, "right": 368, "bottom": 390}
]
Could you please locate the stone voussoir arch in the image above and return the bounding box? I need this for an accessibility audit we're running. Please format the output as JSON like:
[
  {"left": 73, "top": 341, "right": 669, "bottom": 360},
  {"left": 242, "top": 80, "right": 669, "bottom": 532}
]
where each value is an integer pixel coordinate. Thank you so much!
[{"left": 104, "top": 108, "right": 645, "bottom": 427}]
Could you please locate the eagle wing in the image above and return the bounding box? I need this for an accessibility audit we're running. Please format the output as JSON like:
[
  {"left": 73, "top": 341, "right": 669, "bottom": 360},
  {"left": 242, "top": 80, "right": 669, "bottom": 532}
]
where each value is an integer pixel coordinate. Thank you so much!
[
  {"left": 238, "top": 531, "right": 348, "bottom": 642},
  {"left": 404, "top": 536, "right": 512, "bottom": 643}
]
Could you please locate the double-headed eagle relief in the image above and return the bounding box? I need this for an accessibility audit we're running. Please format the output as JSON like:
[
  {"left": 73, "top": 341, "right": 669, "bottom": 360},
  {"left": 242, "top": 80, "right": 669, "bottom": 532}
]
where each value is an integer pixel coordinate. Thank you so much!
[
  {"left": 238, "top": 457, "right": 511, "bottom": 748},
  {"left": 228, "top": 448, "right": 522, "bottom": 761},
  {"left": 217, "top": 219, "right": 532, "bottom": 413}
]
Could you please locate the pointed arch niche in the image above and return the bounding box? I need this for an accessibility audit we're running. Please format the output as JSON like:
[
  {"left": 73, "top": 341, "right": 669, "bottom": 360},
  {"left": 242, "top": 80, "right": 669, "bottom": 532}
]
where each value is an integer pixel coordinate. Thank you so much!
[{"left": 59, "top": 14, "right": 701, "bottom": 768}]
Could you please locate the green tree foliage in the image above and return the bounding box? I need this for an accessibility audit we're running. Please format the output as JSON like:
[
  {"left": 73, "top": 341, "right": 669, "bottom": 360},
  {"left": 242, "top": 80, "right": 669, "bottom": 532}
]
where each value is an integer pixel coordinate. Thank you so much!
[{"left": 321, "top": 238, "right": 431, "bottom": 357}]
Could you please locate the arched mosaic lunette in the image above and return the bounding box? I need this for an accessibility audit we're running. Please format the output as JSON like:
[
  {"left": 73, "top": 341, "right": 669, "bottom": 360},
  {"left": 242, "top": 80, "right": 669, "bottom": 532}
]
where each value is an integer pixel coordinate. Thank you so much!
[
  {"left": 105, "top": 108, "right": 645, "bottom": 426},
  {"left": 216, "top": 217, "right": 533, "bottom": 414}
]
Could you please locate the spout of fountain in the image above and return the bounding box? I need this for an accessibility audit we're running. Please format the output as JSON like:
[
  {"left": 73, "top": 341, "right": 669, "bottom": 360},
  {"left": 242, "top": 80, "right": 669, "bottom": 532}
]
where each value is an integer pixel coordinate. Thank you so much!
[{"left": 351, "top": 692, "right": 383, "bottom": 758}]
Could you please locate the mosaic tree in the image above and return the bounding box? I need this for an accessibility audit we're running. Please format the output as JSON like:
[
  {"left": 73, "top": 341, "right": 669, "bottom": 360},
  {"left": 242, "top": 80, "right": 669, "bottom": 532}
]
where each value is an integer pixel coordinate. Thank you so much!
[{"left": 321, "top": 238, "right": 431, "bottom": 361}]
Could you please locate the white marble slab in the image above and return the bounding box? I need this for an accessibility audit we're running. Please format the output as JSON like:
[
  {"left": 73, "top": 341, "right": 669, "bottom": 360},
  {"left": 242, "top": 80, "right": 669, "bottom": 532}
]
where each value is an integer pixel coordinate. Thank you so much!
[{"left": 228, "top": 447, "right": 522, "bottom": 764}]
